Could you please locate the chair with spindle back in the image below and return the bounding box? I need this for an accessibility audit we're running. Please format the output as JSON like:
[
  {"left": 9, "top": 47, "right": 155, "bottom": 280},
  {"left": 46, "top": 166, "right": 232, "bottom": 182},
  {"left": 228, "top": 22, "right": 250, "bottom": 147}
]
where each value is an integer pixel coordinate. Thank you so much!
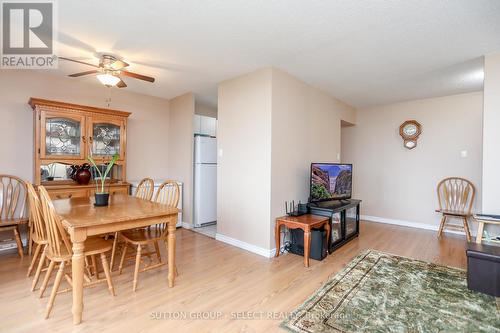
[
  {"left": 135, "top": 178, "right": 155, "bottom": 201},
  {"left": 436, "top": 177, "right": 476, "bottom": 241},
  {"left": 0, "top": 175, "right": 28, "bottom": 258},
  {"left": 26, "top": 183, "right": 48, "bottom": 291},
  {"left": 110, "top": 177, "right": 155, "bottom": 271},
  {"left": 118, "top": 180, "right": 179, "bottom": 291},
  {"left": 38, "top": 186, "right": 115, "bottom": 319}
]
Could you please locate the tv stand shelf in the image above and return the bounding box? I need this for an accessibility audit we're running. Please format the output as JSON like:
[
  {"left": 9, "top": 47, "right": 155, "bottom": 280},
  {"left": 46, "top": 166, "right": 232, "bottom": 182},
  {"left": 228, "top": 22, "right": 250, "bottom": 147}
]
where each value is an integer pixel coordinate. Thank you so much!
[{"left": 308, "top": 199, "right": 361, "bottom": 252}]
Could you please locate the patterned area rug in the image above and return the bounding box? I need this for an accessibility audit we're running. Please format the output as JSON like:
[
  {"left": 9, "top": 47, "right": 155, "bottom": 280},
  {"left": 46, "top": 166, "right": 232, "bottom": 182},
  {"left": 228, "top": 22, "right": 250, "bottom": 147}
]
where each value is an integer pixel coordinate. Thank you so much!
[{"left": 281, "top": 249, "right": 500, "bottom": 333}]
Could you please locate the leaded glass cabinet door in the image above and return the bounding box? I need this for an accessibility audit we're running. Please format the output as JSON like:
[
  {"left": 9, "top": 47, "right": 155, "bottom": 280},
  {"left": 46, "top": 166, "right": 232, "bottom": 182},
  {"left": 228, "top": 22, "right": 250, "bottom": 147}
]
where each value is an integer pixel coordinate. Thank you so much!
[
  {"left": 40, "top": 111, "right": 86, "bottom": 160},
  {"left": 88, "top": 117, "right": 125, "bottom": 160}
]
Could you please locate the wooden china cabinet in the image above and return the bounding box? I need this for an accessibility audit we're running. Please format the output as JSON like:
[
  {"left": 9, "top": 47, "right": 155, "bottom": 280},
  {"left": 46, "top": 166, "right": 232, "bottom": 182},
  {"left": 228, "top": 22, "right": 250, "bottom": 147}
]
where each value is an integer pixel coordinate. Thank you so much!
[{"left": 29, "top": 98, "right": 131, "bottom": 199}]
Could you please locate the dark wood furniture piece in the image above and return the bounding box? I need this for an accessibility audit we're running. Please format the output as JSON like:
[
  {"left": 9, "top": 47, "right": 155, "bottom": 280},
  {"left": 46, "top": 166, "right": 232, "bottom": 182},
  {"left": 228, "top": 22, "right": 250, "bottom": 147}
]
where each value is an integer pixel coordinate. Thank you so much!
[
  {"left": 275, "top": 214, "right": 330, "bottom": 267},
  {"left": 308, "top": 199, "right": 361, "bottom": 253},
  {"left": 466, "top": 242, "right": 500, "bottom": 297}
]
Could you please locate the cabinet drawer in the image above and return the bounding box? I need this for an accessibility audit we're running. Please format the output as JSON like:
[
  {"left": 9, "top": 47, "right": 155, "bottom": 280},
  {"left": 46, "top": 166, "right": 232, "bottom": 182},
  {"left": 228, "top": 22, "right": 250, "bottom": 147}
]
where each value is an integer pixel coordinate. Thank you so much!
[
  {"left": 89, "top": 186, "right": 129, "bottom": 196},
  {"left": 49, "top": 189, "right": 89, "bottom": 200}
]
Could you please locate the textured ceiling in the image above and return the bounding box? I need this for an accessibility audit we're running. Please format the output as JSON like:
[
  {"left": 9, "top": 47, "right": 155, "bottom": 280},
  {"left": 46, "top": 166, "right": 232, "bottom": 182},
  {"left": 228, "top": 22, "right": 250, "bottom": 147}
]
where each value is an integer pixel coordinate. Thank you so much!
[{"left": 55, "top": 0, "right": 500, "bottom": 108}]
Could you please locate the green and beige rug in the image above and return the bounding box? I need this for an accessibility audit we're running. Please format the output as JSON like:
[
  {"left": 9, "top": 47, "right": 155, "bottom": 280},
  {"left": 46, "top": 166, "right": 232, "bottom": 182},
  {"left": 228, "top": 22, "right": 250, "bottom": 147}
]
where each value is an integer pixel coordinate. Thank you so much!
[{"left": 282, "top": 249, "right": 500, "bottom": 333}]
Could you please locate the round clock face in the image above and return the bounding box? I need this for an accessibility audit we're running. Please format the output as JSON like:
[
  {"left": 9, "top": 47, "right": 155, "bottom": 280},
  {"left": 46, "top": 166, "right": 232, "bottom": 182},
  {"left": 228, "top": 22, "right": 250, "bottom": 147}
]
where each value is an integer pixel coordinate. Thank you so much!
[{"left": 403, "top": 124, "right": 418, "bottom": 136}]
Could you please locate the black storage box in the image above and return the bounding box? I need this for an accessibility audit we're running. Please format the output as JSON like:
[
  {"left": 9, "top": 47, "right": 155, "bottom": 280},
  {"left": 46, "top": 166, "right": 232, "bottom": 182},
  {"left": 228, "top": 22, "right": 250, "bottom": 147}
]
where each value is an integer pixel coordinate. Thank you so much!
[
  {"left": 288, "top": 228, "right": 328, "bottom": 261},
  {"left": 466, "top": 242, "right": 500, "bottom": 297}
]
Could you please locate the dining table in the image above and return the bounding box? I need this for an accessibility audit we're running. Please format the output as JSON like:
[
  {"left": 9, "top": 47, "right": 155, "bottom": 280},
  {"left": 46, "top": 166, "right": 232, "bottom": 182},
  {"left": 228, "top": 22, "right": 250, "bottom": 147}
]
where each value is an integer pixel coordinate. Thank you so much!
[{"left": 53, "top": 194, "right": 179, "bottom": 325}]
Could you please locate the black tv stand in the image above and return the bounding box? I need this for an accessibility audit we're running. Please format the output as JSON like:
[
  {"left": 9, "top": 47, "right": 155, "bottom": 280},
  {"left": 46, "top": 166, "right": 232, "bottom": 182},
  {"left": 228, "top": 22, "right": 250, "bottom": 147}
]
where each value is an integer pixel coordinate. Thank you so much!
[{"left": 308, "top": 199, "right": 361, "bottom": 253}]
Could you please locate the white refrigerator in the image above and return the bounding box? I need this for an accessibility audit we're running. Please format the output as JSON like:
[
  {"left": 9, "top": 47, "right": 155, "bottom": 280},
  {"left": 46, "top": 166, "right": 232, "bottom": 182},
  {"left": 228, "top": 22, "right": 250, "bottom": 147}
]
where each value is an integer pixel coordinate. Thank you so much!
[{"left": 194, "top": 135, "right": 217, "bottom": 227}]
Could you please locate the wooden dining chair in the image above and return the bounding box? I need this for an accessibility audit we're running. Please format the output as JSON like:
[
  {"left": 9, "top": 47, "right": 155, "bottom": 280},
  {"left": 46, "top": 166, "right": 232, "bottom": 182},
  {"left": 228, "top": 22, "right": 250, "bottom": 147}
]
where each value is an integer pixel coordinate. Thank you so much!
[
  {"left": 110, "top": 177, "right": 155, "bottom": 271},
  {"left": 0, "top": 175, "right": 28, "bottom": 258},
  {"left": 25, "top": 183, "right": 49, "bottom": 292},
  {"left": 38, "top": 186, "right": 115, "bottom": 319},
  {"left": 436, "top": 177, "right": 476, "bottom": 242},
  {"left": 118, "top": 180, "right": 179, "bottom": 291},
  {"left": 135, "top": 178, "right": 155, "bottom": 201}
]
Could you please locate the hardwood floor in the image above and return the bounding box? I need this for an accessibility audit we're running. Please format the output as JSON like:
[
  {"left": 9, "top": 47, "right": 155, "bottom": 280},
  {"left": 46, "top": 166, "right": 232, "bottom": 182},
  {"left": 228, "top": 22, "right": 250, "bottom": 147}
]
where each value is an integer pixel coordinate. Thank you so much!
[{"left": 0, "top": 221, "right": 468, "bottom": 333}]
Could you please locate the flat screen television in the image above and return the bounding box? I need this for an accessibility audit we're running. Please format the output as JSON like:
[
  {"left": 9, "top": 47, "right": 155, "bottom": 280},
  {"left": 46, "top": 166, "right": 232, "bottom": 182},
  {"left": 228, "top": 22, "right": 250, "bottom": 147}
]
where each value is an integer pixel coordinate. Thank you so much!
[{"left": 310, "top": 163, "right": 352, "bottom": 202}]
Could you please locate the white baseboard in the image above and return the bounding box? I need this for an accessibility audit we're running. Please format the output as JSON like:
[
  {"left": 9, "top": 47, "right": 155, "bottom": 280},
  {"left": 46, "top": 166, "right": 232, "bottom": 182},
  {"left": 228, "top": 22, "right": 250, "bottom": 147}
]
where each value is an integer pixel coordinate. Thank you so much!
[
  {"left": 361, "top": 215, "right": 476, "bottom": 237},
  {"left": 215, "top": 233, "right": 275, "bottom": 258}
]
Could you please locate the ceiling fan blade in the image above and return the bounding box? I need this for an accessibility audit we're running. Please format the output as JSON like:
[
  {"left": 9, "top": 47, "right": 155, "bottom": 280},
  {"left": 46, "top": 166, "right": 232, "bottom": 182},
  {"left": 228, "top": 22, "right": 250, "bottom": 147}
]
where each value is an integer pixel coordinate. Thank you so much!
[
  {"left": 110, "top": 59, "right": 129, "bottom": 70},
  {"left": 120, "top": 70, "right": 155, "bottom": 83},
  {"left": 116, "top": 78, "right": 127, "bottom": 88},
  {"left": 59, "top": 57, "right": 99, "bottom": 68},
  {"left": 68, "top": 70, "right": 99, "bottom": 77}
]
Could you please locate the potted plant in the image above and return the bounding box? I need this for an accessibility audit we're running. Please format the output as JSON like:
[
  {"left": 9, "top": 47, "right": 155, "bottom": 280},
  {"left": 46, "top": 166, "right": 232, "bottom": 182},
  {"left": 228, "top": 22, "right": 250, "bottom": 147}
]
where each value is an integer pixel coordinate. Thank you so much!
[{"left": 87, "top": 153, "right": 119, "bottom": 206}]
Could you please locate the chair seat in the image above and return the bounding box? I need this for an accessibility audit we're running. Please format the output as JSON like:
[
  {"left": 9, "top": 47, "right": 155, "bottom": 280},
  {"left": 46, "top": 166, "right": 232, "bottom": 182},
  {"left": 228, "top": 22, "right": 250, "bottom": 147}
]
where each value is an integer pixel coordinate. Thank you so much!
[
  {"left": 121, "top": 228, "right": 166, "bottom": 244},
  {"left": 0, "top": 217, "right": 29, "bottom": 227},
  {"left": 47, "top": 237, "right": 113, "bottom": 261},
  {"left": 436, "top": 209, "right": 471, "bottom": 217}
]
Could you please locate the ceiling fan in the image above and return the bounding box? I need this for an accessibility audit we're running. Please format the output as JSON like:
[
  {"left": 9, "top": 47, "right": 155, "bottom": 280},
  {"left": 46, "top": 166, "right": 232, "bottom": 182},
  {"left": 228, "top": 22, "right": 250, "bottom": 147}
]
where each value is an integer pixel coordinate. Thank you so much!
[{"left": 59, "top": 54, "right": 155, "bottom": 88}]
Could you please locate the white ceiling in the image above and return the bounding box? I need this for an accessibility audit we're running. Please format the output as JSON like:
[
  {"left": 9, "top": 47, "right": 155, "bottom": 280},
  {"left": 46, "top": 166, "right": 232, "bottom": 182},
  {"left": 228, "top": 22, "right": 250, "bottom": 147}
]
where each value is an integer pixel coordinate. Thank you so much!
[{"left": 55, "top": 0, "right": 500, "bottom": 108}]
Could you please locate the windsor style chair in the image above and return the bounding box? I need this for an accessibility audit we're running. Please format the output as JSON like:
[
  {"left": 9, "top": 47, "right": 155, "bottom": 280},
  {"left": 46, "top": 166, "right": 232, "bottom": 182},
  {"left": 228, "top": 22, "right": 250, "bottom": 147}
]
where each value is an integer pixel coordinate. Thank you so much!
[
  {"left": 118, "top": 180, "right": 179, "bottom": 291},
  {"left": 110, "top": 177, "right": 155, "bottom": 270},
  {"left": 0, "top": 175, "right": 28, "bottom": 258},
  {"left": 26, "top": 183, "right": 49, "bottom": 291},
  {"left": 436, "top": 177, "right": 476, "bottom": 242},
  {"left": 38, "top": 186, "right": 115, "bottom": 319}
]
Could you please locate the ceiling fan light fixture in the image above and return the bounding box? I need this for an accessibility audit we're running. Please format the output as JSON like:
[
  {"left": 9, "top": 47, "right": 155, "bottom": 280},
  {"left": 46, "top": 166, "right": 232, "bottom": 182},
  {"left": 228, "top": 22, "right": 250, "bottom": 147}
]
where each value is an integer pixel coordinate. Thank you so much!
[{"left": 96, "top": 73, "right": 120, "bottom": 87}]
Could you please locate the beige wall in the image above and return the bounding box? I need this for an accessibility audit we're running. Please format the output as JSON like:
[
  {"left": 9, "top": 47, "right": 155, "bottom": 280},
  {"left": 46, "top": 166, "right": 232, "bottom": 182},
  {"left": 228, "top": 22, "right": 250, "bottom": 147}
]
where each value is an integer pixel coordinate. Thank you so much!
[
  {"left": 482, "top": 53, "right": 500, "bottom": 214},
  {"left": 342, "top": 92, "right": 483, "bottom": 230},
  {"left": 217, "top": 68, "right": 273, "bottom": 250},
  {"left": 270, "top": 69, "right": 356, "bottom": 248},
  {"left": 0, "top": 70, "right": 171, "bottom": 182},
  {"left": 195, "top": 102, "right": 217, "bottom": 118},
  {"left": 218, "top": 68, "right": 356, "bottom": 252},
  {"left": 168, "top": 93, "right": 195, "bottom": 224}
]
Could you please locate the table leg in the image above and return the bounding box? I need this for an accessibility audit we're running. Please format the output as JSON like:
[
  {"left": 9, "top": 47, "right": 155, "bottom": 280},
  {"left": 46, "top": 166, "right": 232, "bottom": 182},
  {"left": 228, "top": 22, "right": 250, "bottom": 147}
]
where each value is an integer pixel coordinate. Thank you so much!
[
  {"left": 71, "top": 231, "right": 86, "bottom": 325},
  {"left": 168, "top": 218, "right": 176, "bottom": 288},
  {"left": 304, "top": 228, "right": 311, "bottom": 268},
  {"left": 275, "top": 222, "right": 281, "bottom": 257},
  {"left": 476, "top": 221, "right": 485, "bottom": 244}
]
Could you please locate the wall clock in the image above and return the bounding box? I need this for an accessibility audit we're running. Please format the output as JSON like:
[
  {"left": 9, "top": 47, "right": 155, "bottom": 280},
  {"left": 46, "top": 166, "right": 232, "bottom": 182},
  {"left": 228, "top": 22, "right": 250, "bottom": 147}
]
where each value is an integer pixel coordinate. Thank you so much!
[{"left": 399, "top": 120, "right": 422, "bottom": 149}]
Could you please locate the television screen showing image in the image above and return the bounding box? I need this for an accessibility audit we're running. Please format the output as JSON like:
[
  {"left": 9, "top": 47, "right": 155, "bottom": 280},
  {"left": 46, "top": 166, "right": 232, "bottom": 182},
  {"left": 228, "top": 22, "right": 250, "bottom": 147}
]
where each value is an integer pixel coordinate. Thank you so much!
[{"left": 310, "top": 163, "right": 352, "bottom": 202}]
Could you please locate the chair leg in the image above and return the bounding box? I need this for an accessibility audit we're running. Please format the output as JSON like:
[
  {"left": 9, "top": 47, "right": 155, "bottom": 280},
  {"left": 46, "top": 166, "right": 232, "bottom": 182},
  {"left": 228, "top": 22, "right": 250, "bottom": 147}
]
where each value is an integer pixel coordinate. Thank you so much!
[
  {"left": 154, "top": 241, "right": 162, "bottom": 263},
  {"left": 100, "top": 253, "right": 115, "bottom": 296},
  {"left": 437, "top": 216, "right": 447, "bottom": 237},
  {"left": 110, "top": 232, "right": 119, "bottom": 271},
  {"left": 32, "top": 245, "right": 47, "bottom": 291},
  {"left": 133, "top": 245, "right": 142, "bottom": 292},
  {"left": 13, "top": 226, "right": 24, "bottom": 258},
  {"left": 463, "top": 217, "right": 472, "bottom": 242},
  {"left": 118, "top": 243, "right": 128, "bottom": 274},
  {"left": 45, "top": 261, "right": 65, "bottom": 319},
  {"left": 27, "top": 243, "right": 42, "bottom": 277},
  {"left": 91, "top": 254, "right": 100, "bottom": 279},
  {"left": 39, "top": 260, "right": 55, "bottom": 298},
  {"left": 28, "top": 226, "right": 33, "bottom": 256}
]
